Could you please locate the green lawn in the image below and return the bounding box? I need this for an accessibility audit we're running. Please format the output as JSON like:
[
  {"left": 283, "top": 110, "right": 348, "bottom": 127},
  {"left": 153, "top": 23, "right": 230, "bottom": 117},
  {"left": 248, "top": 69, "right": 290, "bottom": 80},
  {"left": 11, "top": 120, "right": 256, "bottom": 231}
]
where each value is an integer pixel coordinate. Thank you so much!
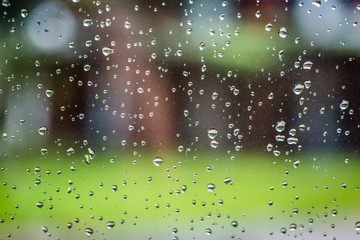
[{"left": 0, "top": 150, "right": 359, "bottom": 239}]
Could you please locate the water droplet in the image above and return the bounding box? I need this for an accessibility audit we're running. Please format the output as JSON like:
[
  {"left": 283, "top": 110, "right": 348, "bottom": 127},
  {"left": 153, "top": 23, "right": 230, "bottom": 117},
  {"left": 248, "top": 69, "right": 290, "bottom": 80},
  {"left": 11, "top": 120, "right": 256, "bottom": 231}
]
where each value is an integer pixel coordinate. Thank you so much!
[
  {"left": 207, "top": 128, "right": 218, "bottom": 139},
  {"left": 38, "top": 126, "right": 48, "bottom": 136},
  {"left": 34, "top": 179, "right": 41, "bottom": 186},
  {"left": 42, "top": 226, "right": 48, "bottom": 233},
  {"left": 287, "top": 137, "right": 298, "bottom": 145},
  {"left": 224, "top": 177, "right": 232, "bottom": 184},
  {"left": 231, "top": 221, "right": 238, "bottom": 228},
  {"left": 312, "top": 0, "right": 321, "bottom": 7},
  {"left": 153, "top": 157, "right": 163, "bottom": 166},
  {"left": 40, "top": 148, "right": 48, "bottom": 155},
  {"left": 339, "top": 100, "right": 349, "bottom": 111},
  {"left": 88, "top": 148, "right": 95, "bottom": 160},
  {"left": 275, "top": 121, "right": 286, "bottom": 132},
  {"left": 137, "top": 87, "right": 144, "bottom": 94},
  {"left": 20, "top": 9, "right": 28, "bottom": 18},
  {"left": 219, "top": 13, "right": 226, "bottom": 21},
  {"left": 355, "top": 221, "right": 360, "bottom": 231},
  {"left": 84, "top": 228, "right": 94, "bottom": 236},
  {"left": 266, "top": 143, "right": 273, "bottom": 151},
  {"left": 278, "top": 50, "right": 284, "bottom": 61},
  {"left": 275, "top": 135, "right": 285, "bottom": 142},
  {"left": 293, "top": 84, "right": 304, "bottom": 95},
  {"left": 83, "top": 19, "right": 93, "bottom": 27},
  {"left": 83, "top": 64, "right": 91, "bottom": 71},
  {"left": 67, "top": 147, "right": 75, "bottom": 156},
  {"left": 278, "top": 27, "right": 288, "bottom": 38},
  {"left": 2, "top": 0, "right": 10, "bottom": 7},
  {"left": 210, "top": 140, "right": 219, "bottom": 148},
  {"left": 207, "top": 183, "right": 216, "bottom": 192},
  {"left": 45, "top": 89, "right": 54, "bottom": 97},
  {"left": 124, "top": 21, "right": 131, "bottom": 29},
  {"left": 102, "top": 47, "right": 114, "bottom": 56},
  {"left": 293, "top": 160, "right": 300, "bottom": 168},
  {"left": 199, "top": 42, "right": 205, "bottom": 50},
  {"left": 265, "top": 23, "right": 272, "bottom": 31},
  {"left": 36, "top": 201, "right": 44, "bottom": 208},
  {"left": 289, "top": 223, "right": 297, "bottom": 231},
  {"left": 303, "top": 61, "right": 313, "bottom": 70},
  {"left": 205, "top": 228, "right": 212, "bottom": 235},
  {"left": 280, "top": 227, "right": 287, "bottom": 235},
  {"left": 255, "top": 10, "right": 261, "bottom": 18}
]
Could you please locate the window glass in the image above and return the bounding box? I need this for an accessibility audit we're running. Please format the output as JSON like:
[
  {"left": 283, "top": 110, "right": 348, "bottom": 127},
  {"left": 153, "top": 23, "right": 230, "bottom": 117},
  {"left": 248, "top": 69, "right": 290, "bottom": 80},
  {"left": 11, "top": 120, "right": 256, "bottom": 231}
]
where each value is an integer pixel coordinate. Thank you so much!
[{"left": 0, "top": 0, "right": 359, "bottom": 239}]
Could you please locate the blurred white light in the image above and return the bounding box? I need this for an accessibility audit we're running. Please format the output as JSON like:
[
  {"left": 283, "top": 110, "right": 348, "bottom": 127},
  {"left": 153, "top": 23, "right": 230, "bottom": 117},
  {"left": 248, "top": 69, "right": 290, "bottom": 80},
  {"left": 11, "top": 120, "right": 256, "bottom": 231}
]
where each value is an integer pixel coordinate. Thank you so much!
[{"left": 25, "top": 1, "right": 76, "bottom": 52}]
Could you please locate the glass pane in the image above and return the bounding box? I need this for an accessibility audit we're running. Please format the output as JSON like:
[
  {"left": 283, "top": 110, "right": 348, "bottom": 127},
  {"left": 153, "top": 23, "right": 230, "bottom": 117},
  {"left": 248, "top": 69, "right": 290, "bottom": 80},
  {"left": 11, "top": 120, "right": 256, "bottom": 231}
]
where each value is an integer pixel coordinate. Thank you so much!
[{"left": 0, "top": 0, "right": 359, "bottom": 239}]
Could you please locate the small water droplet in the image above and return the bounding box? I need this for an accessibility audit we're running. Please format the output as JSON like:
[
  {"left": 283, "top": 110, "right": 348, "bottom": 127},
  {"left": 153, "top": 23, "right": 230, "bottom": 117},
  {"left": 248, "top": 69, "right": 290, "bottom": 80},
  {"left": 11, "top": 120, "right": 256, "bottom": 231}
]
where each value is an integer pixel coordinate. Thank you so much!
[
  {"left": 293, "top": 84, "right": 304, "bottom": 95},
  {"left": 84, "top": 228, "right": 94, "bottom": 236},
  {"left": 36, "top": 201, "right": 44, "bottom": 208},
  {"left": 355, "top": 221, "right": 360, "bottom": 231},
  {"left": 219, "top": 13, "right": 226, "bottom": 21},
  {"left": 207, "top": 183, "right": 216, "bottom": 192},
  {"left": 45, "top": 89, "right": 54, "bottom": 97},
  {"left": 339, "top": 100, "right": 349, "bottom": 111},
  {"left": 265, "top": 23, "right": 272, "bottom": 31},
  {"left": 153, "top": 157, "right": 163, "bottom": 166},
  {"left": 20, "top": 9, "right": 28, "bottom": 18},
  {"left": 287, "top": 137, "right": 298, "bottom": 145},
  {"left": 289, "top": 223, "right": 297, "bottom": 231},
  {"left": 275, "top": 121, "right": 286, "bottom": 132},
  {"left": 205, "top": 228, "right": 212, "bottom": 235},
  {"left": 38, "top": 126, "right": 48, "bottom": 136},
  {"left": 224, "top": 177, "right": 232, "bottom": 184},
  {"left": 124, "top": 21, "right": 131, "bottom": 29},
  {"left": 278, "top": 27, "right": 288, "bottom": 38},
  {"left": 255, "top": 10, "right": 261, "bottom": 18},
  {"left": 83, "top": 19, "right": 93, "bottom": 27},
  {"left": 303, "top": 61, "right": 313, "bottom": 70},
  {"left": 312, "top": 0, "right": 321, "bottom": 7},
  {"left": 207, "top": 128, "right": 218, "bottom": 139},
  {"left": 102, "top": 47, "right": 114, "bottom": 56},
  {"left": 210, "top": 140, "right": 219, "bottom": 148},
  {"left": 231, "top": 221, "right": 238, "bottom": 228},
  {"left": 67, "top": 147, "right": 75, "bottom": 156},
  {"left": 40, "top": 148, "right": 48, "bottom": 155}
]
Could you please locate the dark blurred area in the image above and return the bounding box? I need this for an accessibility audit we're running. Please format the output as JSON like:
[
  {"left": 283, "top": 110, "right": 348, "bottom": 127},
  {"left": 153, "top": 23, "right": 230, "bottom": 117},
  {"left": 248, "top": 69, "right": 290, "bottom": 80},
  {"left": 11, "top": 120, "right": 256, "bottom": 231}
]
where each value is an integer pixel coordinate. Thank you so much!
[{"left": 0, "top": 0, "right": 359, "bottom": 157}]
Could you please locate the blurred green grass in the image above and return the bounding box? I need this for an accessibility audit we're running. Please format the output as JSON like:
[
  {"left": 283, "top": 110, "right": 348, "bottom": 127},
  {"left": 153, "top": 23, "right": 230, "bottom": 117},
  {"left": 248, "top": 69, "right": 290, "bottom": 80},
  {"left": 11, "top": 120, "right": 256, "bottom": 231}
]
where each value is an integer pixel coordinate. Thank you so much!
[{"left": 0, "top": 151, "right": 359, "bottom": 239}]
